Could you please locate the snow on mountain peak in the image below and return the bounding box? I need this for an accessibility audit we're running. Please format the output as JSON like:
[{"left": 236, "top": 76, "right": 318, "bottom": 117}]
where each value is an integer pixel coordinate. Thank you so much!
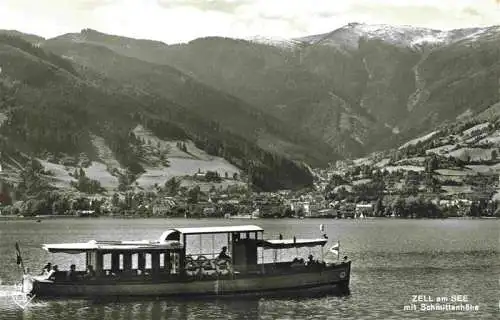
[
  {"left": 247, "top": 23, "right": 499, "bottom": 51},
  {"left": 294, "top": 23, "right": 496, "bottom": 50},
  {"left": 247, "top": 36, "right": 301, "bottom": 49}
]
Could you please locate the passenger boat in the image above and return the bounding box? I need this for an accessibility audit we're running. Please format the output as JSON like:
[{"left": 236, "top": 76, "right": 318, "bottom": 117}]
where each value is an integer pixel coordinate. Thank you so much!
[{"left": 19, "top": 225, "right": 351, "bottom": 298}]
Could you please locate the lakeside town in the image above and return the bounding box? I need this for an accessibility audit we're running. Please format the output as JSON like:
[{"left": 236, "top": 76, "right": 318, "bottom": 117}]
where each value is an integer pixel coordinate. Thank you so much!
[
  {"left": 3, "top": 108, "right": 500, "bottom": 220},
  {"left": 1, "top": 155, "right": 499, "bottom": 219}
]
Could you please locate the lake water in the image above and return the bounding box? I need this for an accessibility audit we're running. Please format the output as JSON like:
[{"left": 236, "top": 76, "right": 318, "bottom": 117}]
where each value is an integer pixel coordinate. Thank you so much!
[{"left": 0, "top": 218, "right": 498, "bottom": 319}]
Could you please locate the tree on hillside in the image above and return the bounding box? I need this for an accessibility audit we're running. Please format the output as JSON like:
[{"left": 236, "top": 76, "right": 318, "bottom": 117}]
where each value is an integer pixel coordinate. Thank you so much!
[
  {"left": 391, "top": 196, "right": 405, "bottom": 217},
  {"left": 164, "top": 177, "right": 181, "bottom": 196},
  {"left": 374, "top": 198, "right": 384, "bottom": 217},
  {"left": 118, "top": 171, "right": 138, "bottom": 192},
  {"left": 425, "top": 156, "right": 439, "bottom": 172},
  {"left": 15, "top": 159, "right": 51, "bottom": 199},
  {"left": 187, "top": 185, "right": 201, "bottom": 204},
  {"left": 491, "top": 149, "right": 498, "bottom": 161},
  {"left": 71, "top": 167, "right": 104, "bottom": 194},
  {"left": 124, "top": 191, "right": 135, "bottom": 211},
  {"left": 0, "top": 182, "right": 12, "bottom": 206},
  {"left": 111, "top": 193, "right": 120, "bottom": 207}
]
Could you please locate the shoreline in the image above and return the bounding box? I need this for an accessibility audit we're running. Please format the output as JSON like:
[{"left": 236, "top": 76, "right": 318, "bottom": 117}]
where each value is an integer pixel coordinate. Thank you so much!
[{"left": 0, "top": 215, "right": 497, "bottom": 221}]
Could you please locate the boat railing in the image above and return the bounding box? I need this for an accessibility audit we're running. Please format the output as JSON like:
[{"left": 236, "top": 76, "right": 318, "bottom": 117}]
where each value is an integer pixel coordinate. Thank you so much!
[
  {"left": 185, "top": 256, "right": 232, "bottom": 279},
  {"left": 185, "top": 253, "right": 218, "bottom": 261}
]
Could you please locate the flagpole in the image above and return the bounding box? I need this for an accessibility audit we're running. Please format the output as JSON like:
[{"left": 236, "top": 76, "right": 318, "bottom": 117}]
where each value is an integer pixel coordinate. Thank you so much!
[
  {"left": 338, "top": 240, "right": 340, "bottom": 261},
  {"left": 15, "top": 242, "right": 26, "bottom": 274}
]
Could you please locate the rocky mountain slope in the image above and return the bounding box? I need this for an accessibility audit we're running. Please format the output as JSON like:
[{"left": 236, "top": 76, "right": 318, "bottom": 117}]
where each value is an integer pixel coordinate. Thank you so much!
[
  {"left": 56, "top": 24, "right": 499, "bottom": 159},
  {"left": 295, "top": 22, "right": 489, "bottom": 50},
  {"left": 44, "top": 34, "right": 336, "bottom": 167}
]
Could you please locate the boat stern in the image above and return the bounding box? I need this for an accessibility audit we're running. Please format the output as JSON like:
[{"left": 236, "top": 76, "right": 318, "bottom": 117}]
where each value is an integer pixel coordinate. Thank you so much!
[{"left": 338, "top": 260, "right": 351, "bottom": 293}]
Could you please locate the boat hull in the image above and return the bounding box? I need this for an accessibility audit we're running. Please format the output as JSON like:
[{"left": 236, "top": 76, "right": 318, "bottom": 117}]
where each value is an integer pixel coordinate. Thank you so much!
[{"left": 27, "top": 262, "right": 351, "bottom": 299}]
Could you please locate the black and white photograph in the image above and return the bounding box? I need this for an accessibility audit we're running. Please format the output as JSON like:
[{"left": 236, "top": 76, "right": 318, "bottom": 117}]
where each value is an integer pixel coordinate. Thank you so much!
[{"left": 0, "top": 0, "right": 498, "bottom": 319}]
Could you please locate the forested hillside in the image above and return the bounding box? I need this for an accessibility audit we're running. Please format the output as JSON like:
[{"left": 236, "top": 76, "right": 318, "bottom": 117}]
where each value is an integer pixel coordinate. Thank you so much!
[{"left": 0, "top": 35, "right": 316, "bottom": 193}]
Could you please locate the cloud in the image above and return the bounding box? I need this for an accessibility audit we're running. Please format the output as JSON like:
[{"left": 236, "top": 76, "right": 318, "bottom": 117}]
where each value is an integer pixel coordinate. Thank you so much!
[
  {"left": 0, "top": 0, "right": 499, "bottom": 43},
  {"left": 156, "top": 0, "right": 252, "bottom": 14}
]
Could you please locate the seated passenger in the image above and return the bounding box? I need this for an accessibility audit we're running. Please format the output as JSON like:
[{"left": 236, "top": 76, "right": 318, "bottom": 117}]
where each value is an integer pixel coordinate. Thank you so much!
[
  {"left": 217, "top": 246, "right": 231, "bottom": 262},
  {"left": 41, "top": 262, "right": 52, "bottom": 276},
  {"left": 67, "top": 264, "right": 78, "bottom": 281},
  {"left": 47, "top": 265, "right": 58, "bottom": 280},
  {"left": 84, "top": 265, "right": 96, "bottom": 279},
  {"left": 307, "top": 254, "right": 315, "bottom": 266}
]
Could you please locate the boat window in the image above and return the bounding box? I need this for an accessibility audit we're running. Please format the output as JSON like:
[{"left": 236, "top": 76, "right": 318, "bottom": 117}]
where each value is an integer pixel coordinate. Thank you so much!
[
  {"left": 132, "top": 253, "right": 138, "bottom": 269},
  {"left": 102, "top": 253, "right": 111, "bottom": 270},
  {"left": 145, "top": 253, "right": 152, "bottom": 269},
  {"left": 163, "top": 252, "right": 170, "bottom": 272},
  {"left": 185, "top": 233, "right": 228, "bottom": 260},
  {"left": 159, "top": 253, "right": 165, "bottom": 268},
  {"left": 240, "top": 232, "right": 247, "bottom": 239}
]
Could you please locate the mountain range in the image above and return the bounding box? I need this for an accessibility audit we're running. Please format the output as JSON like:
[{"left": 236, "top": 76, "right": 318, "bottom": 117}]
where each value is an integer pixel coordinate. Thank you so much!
[{"left": 0, "top": 22, "right": 499, "bottom": 192}]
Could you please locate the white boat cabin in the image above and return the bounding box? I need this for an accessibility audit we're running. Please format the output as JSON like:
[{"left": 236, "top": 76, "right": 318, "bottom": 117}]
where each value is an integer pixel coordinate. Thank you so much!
[{"left": 41, "top": 225, "right": 329, "bottom": 281}]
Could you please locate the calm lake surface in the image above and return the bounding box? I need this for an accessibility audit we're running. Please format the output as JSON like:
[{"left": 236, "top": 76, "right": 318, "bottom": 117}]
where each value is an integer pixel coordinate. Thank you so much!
[{"left": 0, "top": 218, "right": 498, "bottom": 319}]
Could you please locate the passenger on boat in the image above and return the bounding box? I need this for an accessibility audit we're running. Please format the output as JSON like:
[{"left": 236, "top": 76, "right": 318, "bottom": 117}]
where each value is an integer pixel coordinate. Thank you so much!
[
  {"left": 47, "top": 265, "right": 58, "bottom": 280},
  {"left": 67, "top": 264, "right": 78, "bottom": 281},
  {"left": 84, "top": 265, "right": 96, "bottom": 279},
  {"left": 217, "top": 246, "right": 231, "bottom": 261},
  {"left": 307, "top": 254, "right": 316, "bottom": 266},
  {"left": 41, "top": 262, "right": 52, "bottom": 275}
]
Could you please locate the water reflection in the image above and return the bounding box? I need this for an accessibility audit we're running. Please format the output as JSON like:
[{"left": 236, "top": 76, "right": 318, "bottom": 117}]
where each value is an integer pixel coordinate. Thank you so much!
[
  {"left": 5, "top": 298, "right": 263, "bottom": 320},
  {"left": 0, "top": 290, "right": 362, "bottom": 320}
]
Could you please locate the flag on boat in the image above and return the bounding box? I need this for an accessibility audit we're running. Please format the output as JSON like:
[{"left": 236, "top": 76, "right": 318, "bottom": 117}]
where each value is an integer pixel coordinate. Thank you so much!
[
  {"left": 329, "top": 242, "right": 340, "bottom": 256},
  {"left": 15, "top": 242, "right": 22, "bottom": 265}
]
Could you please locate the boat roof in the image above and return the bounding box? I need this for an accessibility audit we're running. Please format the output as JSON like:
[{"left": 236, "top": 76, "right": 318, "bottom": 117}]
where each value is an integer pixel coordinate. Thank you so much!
[
  {"left": 42, "top": 240, "right": 182, "bottom": 254},
  {"left": 169, "top": 225, "right": 264, "bottom": 235},
  {"left": 258, "top": 238, "right": 328, "bottom": 249}
]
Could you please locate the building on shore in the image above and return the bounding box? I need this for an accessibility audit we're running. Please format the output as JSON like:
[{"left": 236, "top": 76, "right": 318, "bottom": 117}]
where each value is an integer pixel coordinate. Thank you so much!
[{"left": 355, "top": 203, "right": 374, "bottom": 218}]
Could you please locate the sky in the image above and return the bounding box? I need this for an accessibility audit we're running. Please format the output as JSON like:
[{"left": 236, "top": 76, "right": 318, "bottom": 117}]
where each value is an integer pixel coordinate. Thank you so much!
[{"left": 1, "top": 0, "right": 500, "bottom": 44}]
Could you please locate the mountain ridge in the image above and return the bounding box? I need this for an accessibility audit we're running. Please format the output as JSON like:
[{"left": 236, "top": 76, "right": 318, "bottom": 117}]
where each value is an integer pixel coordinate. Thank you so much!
[
  {"left": 1, "top": 23, "right": 499, "bottom": 195},
  {"left": 293, "top": 22, "right": 496, "bottom": 50},
  {"left": 0, "top": 35, "right": 318, "bottom": 193}
]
